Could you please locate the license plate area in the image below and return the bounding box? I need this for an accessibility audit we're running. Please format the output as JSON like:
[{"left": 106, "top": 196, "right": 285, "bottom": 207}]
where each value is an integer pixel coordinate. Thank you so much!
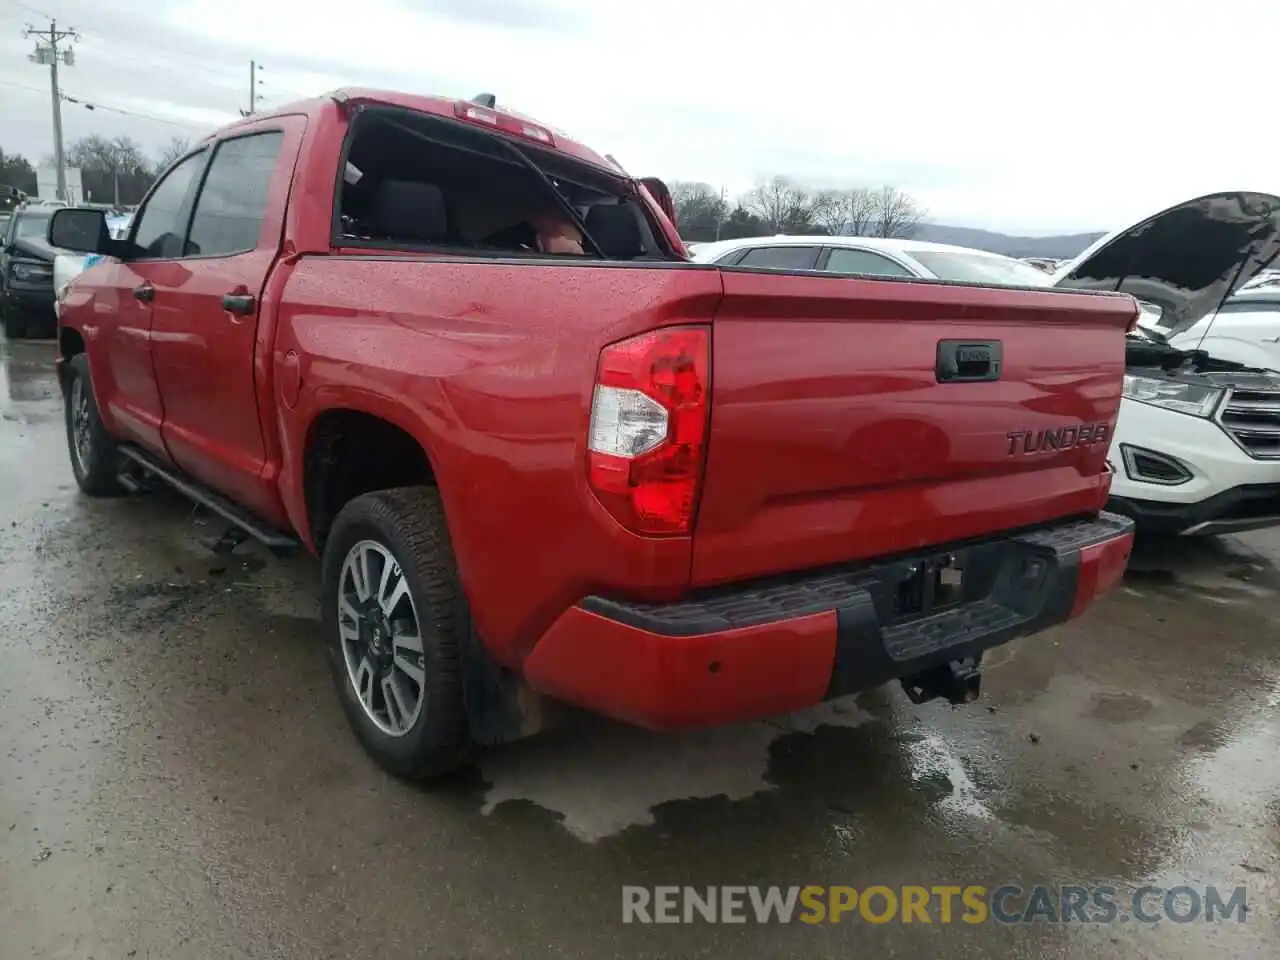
[{"left": 892, "top": 553, "right": 966, "bottom": 621}]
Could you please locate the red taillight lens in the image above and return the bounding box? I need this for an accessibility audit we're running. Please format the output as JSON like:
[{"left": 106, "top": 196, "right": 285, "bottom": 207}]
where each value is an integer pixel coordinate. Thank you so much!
[{"left": 587, "top": 326, "right": 710, "bottom": 536}]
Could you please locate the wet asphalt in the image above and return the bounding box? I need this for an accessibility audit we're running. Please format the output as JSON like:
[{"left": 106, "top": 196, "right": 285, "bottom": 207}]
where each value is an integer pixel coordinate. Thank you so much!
[{"left": 0, "top": 336, "right": 1278, "bottom": 959}]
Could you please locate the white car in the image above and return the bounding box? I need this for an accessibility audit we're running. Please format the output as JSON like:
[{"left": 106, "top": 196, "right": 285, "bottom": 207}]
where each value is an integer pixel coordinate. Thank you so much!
[
  {"left": 1145, "top": 286, "right": 1280, "bottom": 371},
  {"left": 689, "top": 234, "right": 1053, "bottom": 287},
  {"left": 695, "top": 206, "right": 1280, "bottom": 536}
]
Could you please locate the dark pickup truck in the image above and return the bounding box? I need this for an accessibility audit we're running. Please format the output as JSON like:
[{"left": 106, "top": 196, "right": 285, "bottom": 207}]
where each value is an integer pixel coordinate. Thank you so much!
[
  {"left": 2, "top": 204, "right": 58, "bottom": 338},
  {"left": 49, "top": 89, "right": 1136, "bottom": 780}
]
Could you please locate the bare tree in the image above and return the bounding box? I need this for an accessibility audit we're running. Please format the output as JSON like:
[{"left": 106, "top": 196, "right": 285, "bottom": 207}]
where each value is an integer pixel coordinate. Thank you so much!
[
  {"left": 66, "top": 135, "right": 153, "bottom": 206},
  {"left": 812, "top": 187, "right": 878, "bottom": 237},
  {"left": 154, "top": 136, "right": 192, "bottom": 173},
  {"left": 811, "top": 190, "right": 846, "bottom": 236},
  {"left": 870, "top": 185, "right": 927, "bottom": 238},
  {"left": 668, "top": 180, "right": 728, "bottom": 240},
  {"left": 67, "top": 135, "right": 149, "bottom": 176},
  {"left": 744, "top": 176, "right": 814, "bottom": 234}
]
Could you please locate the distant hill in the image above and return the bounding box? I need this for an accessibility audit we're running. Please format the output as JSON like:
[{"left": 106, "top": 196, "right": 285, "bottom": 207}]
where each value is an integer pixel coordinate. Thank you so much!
[{"left": 914, "top": 224, "right": 1106, "bottom": 260}]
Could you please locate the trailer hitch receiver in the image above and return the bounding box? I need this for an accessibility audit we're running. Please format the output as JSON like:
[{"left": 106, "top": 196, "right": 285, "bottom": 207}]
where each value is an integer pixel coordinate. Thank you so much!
[{"left": 901, "top": 656, "right": 982, "bottom": 705}]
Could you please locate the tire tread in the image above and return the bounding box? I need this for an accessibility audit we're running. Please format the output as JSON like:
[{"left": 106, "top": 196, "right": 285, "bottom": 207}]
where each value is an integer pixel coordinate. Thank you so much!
[
  {"left": 65, "top": 353, "right": 122, "bottom": 496},
  {"left": 322, "top": 486, "right": 472, "bottom": 780}
]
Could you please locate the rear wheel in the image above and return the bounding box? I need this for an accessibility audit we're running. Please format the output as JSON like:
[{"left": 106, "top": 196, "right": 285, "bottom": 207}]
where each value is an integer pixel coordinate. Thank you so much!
[
  {"left": 321, "top": 487, "right": 473, "bottom": 780},
  {"left": 64, "top": 353, "right": 122, "bottom": 496}
]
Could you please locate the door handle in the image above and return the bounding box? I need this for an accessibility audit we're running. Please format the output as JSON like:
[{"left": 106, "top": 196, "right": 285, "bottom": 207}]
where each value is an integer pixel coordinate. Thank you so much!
[
  {"left": 222, "top": 293, "right": 255, "bottom": 316},
  {"left": 132, "top": 284, "right": 154, "bottom": 303}
]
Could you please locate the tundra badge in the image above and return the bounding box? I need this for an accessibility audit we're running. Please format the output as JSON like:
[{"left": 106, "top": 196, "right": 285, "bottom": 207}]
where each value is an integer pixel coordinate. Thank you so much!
[{"left": 1006, "top": 422, "right": 1110, "bottom": 455}]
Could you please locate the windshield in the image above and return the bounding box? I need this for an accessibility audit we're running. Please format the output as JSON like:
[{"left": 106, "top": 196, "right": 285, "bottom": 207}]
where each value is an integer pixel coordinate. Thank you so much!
[
  {"left": 910, "top": 249, "right": 1053, "bottom": 287},
  {"left": 16, "top": 213, "right": 50, "bottom": 240}
]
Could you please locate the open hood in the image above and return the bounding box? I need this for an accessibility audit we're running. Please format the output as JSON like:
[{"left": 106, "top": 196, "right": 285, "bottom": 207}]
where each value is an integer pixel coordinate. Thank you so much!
[{"left": 1050, "top": 192, "right": 1280, "bottom": 337}]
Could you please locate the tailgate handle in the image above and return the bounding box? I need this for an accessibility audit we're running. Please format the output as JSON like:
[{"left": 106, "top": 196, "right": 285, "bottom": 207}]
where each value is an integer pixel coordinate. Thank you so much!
[{"left": 936, "top": 340, "right": 1002, "bottom": 383}]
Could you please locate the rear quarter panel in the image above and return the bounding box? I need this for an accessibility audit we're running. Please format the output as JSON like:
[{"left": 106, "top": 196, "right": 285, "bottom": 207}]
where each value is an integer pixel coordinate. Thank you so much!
[{"left": 273, "top": 256, "right": 724, "bottom": 664}]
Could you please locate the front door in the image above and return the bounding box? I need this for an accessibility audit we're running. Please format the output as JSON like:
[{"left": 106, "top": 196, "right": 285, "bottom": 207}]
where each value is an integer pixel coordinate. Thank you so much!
[
  {"left": 148, "top": 120, "right": 303, "bottom": 526},
  {"left": 89, "top": 149, "right": 208, "bottom": 454}
]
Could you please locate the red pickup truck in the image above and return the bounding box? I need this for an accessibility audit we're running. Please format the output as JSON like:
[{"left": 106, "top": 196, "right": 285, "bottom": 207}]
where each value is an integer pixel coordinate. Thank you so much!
[{"left": 49, "top": 89, "right": 1137, "bottom": 780}]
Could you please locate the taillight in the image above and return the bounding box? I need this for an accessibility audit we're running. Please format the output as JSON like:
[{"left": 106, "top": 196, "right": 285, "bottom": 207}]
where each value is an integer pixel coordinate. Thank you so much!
[{"left": 587, "top": 326, "right": 710, "bottom": 536}]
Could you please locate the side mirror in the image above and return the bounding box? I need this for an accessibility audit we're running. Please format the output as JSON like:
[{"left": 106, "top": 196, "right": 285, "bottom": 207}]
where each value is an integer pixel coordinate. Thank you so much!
[{"left": 49, "top": 207, "right": 110, "bottom": 255}]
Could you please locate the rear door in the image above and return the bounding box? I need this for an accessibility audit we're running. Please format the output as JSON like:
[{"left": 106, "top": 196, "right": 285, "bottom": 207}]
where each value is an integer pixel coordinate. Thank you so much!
[
  {"left": 149, "top": 118, "right": 304, "bottom": 525},
  {"left": 693, "top": 270, "right": 1137, "bottom": 586}
]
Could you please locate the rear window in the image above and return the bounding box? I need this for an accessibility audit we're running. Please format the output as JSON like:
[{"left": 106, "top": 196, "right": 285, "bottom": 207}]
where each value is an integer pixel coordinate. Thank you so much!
[
  {"left": 336, "top": 106, "right": 672, "bottom": 261},
  {"left": 910, "top": 250, "right": 1053, "bottom": 287}
]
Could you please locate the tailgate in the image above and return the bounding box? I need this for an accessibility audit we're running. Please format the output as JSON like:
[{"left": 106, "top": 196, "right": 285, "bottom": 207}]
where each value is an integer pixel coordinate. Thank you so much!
[{"left": 692, "top": 272, "right": 1136, "bottom": 587}]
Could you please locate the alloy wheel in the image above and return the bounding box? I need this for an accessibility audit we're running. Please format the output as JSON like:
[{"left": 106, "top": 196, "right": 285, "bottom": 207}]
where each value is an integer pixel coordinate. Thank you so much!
[{"left": 337, "top": 539, "right": 427, "bottom": 737}]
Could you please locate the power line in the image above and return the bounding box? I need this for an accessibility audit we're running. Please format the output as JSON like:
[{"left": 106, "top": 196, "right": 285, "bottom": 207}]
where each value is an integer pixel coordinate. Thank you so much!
[
  {"left": 9, "top": 0, "right": 54, "bottom": 19},
  {"left": 0, "top": 78, "right": 224, "bottom": 131},
  {"left": 60, "top": 93, "right": 223, "bottom": 131}
]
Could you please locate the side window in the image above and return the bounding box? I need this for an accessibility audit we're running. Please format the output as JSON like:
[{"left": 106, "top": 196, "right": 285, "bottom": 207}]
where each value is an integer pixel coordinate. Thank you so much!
[
  {"left": 823, "top": 247, "right": 914, "bottom": 278},
  {"left": 736, "top": 246, "right": 819, "bottom": 270},
  {"left": 186, "top": 132, "right": 284, "bottom": 257},
  {"left": 131, "top": 150, "right": 206, "bottom": 259}
]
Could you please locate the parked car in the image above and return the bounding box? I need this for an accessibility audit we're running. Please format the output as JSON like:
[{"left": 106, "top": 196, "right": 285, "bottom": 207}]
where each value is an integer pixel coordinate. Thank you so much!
[
  {"left": 50, "top": 87, "right": 1136, "bottom": 781},
  {"left": 689, "top": 234, "right": 1056, "bottom": 287},
  {"left": 1049, "top": 194, "right": 1280, "bottom": 535},
  {"left": 1, "top": 204, "right": 59, "bottom": 338}
]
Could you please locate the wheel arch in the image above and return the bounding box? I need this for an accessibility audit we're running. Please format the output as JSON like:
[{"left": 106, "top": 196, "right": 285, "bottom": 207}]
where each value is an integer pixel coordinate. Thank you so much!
[
  {"left": 300, "top": 402, "right": 446, "bottom": 553},
  {"left": 56, "top": 324, "right": 88, "bottom": 392}
]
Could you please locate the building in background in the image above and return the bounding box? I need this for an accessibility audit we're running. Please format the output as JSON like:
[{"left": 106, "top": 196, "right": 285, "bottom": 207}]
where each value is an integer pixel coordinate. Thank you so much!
[{"left": 36, "top": 164, "right": 82, "bottom": 204}]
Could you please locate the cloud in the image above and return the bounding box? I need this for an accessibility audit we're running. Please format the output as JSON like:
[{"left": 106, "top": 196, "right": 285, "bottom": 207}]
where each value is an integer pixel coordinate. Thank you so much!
[{"left": 1, "top": 0, "right": 1277, "bottom": 232}]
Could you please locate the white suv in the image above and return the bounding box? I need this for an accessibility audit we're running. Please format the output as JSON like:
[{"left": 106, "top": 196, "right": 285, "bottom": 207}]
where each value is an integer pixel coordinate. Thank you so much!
[{"left": 1051, "top": 192, "right": 1280, "bottom": 535}]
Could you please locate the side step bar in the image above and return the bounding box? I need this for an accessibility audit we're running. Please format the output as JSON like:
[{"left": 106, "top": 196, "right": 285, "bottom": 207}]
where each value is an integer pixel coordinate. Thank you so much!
[{"left": 117, "top": 444, "right": 300, "bottom": 554}]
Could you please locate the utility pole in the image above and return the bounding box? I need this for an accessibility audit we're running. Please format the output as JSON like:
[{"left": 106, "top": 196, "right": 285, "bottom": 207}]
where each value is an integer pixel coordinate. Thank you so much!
[
  {"left": 715, "top": 185, "right": 727, "bottom": 241},
  {"left": 240, "top": 60, "right": 264, "bottom": 117},
  {"left": 25, "top": 19, "right": 78, "bottom": 203}
]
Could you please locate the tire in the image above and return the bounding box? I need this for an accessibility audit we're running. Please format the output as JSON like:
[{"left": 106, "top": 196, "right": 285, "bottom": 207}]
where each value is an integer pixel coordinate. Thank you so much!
[
  {"left": 64, "top": 353, "right": 122, "bottom": 496},
  {"left": 2, "top": 301, "right": 24, "bottom": 340},
  {"left": 322, "top": 487, "right": 473, "bottom": 780}
]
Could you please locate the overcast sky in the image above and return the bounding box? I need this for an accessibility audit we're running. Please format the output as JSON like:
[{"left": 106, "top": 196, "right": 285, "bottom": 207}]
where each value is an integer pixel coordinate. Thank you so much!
[{"left": 1, "top": 0, "right": 1275, "bottom": 233}]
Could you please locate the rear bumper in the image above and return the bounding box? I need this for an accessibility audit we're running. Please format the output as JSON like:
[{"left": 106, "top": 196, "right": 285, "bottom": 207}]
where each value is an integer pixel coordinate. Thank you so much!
[{"left": 522, "top": 513, "right": 1134, "bottom": 729}]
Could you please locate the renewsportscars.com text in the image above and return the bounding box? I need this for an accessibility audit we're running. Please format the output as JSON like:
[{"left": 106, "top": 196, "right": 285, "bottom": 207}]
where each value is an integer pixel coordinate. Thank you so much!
[{"left": 621, "top": 885, "right": 1249, "bottom": 925}]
